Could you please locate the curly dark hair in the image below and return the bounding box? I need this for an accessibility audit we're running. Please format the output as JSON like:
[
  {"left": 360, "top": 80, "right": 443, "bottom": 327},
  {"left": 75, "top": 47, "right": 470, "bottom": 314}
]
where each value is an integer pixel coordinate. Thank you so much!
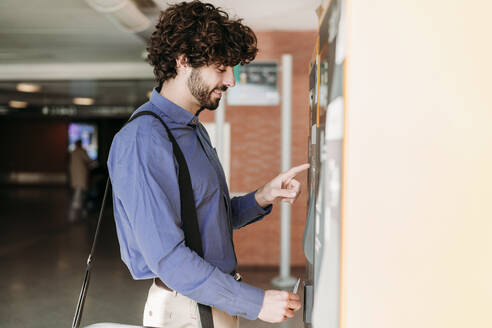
[{"left": 147, "top": 1, "right": 258, "bottom": 85}]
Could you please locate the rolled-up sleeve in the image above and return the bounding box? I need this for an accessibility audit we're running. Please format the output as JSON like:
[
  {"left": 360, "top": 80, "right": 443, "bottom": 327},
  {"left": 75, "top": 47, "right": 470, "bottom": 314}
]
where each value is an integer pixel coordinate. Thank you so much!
[
  {"left": 230, "top": 191, "right": 272, "bottom": 229},
  {"left": 109, "top": 117, "right": 264, "bottom": 319}
]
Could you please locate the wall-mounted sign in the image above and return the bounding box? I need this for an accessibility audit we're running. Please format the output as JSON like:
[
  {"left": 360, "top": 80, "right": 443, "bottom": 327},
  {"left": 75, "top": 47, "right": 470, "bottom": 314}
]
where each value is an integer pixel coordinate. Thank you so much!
[
  {"left": 227, "top": 62, "right": 279, "bottom": 106},
  {"left": 68, "top": 123, "right": 98, "bottom": 160}
]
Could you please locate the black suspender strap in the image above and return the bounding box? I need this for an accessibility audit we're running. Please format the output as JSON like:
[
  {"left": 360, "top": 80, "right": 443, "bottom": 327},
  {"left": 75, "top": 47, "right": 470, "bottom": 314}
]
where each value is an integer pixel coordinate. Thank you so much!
[
  {"left": 72, "top": 110, "right": 214, "bottom": 328},
  {"left": 130, "top": 111, "right": 205, "bottom": 257}
]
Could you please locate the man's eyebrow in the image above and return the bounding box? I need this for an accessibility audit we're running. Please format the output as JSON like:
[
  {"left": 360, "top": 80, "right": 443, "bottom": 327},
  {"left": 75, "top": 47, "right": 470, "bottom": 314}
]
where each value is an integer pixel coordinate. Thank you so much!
[{"left": 214, "top": 62, "right": 226, "bottom": 68}]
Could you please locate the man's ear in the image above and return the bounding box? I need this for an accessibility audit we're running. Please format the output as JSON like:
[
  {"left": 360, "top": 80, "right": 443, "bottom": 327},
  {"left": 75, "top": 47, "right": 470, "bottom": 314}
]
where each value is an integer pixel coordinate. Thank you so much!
[{"left": 176, "top": 54, "right": 189, "bottom": 69}]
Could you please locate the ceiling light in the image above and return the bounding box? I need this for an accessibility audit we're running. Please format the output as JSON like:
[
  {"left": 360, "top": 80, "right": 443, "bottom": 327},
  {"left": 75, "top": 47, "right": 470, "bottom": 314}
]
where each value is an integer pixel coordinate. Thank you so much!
[
  {"left": 9, "top": 100, "right": 28, "bottom": 108},
  {"left": 16, "top": 83, "right": 41, "bottom": 93},
  {"left": 73, "top": 97, "right": 94, "bottom": 106}
]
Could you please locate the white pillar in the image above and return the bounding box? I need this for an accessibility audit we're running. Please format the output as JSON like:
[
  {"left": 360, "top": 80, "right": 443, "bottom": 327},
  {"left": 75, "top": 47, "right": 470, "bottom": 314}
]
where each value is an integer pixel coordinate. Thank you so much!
[{"left": 272, "top": 54, "right": 297, "bottom": 288}]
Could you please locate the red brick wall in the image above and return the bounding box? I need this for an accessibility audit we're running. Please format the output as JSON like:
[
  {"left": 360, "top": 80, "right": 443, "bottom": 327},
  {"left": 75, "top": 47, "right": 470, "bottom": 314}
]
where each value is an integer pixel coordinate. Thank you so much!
[
  {"left": 202, "top": 31, "right": 317, "bottom": 266},
  {"left": 0, "top": 118, "right": 68, "bottom": 173}
]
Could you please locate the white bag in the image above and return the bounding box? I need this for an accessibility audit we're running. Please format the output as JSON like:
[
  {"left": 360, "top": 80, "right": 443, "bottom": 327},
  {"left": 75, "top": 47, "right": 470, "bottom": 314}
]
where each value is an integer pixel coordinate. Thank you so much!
[{"left": 84, "top": 324, "right": 144, "bottom": 328}]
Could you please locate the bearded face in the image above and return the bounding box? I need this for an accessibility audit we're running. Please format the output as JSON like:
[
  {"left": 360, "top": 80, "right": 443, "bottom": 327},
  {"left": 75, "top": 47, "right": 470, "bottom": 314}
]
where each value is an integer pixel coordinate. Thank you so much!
[{"left": 186, "top": 67, "right": 227, "bottom": 110}]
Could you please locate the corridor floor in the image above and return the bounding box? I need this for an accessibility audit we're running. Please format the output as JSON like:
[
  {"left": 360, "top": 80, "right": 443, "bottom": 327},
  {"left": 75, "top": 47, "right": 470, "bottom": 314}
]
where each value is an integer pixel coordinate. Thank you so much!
[{"left": 0, "top": 186, "right": 305, "bottom": 328}]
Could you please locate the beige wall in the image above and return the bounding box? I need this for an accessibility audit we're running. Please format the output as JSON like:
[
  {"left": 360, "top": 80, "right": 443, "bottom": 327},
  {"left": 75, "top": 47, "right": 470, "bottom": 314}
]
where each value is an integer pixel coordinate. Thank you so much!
[{"left": 343, "top": 0, "right": 492, "bottom": 327}]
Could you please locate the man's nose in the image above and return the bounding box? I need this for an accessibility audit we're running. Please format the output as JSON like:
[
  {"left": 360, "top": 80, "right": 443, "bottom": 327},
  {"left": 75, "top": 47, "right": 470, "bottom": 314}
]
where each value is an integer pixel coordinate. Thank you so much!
[{"left": 223, "top": 66, "right": 236, "bottom": 88}]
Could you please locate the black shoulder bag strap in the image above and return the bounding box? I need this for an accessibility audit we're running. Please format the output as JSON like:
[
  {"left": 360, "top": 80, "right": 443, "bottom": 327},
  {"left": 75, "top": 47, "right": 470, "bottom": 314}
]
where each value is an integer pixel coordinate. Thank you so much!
[{"left": 73, "top": 111, "right": 214, "bottom": 328}]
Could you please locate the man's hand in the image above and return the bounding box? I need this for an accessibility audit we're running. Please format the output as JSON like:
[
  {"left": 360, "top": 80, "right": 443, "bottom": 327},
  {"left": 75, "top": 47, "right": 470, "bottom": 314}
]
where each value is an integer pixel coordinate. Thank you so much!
[
  {"left": 258, "top": 290, "right": 302, "bottom": 323},
  {"left": 254, "top": 163, "right": 310, "bottom": 208}
]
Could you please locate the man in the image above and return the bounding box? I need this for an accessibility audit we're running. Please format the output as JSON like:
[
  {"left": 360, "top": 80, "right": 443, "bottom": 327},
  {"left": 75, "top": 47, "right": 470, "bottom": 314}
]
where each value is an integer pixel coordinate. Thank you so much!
[
  {"left": 108, "top": 1, "right": 307, "bottom": 327},
  {"left": 69, "top": 139, "right": 93, "bottom": 221}
]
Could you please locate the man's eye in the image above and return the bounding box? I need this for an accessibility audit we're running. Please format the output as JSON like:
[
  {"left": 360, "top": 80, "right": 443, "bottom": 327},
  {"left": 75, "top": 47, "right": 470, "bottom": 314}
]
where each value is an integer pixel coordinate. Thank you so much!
[{"left": 218, "top": 68, "right": 226, "bottom": 73}]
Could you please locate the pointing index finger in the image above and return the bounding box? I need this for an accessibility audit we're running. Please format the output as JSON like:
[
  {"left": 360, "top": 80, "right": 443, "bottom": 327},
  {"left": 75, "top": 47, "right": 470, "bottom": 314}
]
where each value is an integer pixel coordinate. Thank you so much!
[{"left": 284, "top": 163, "right": 310, "bottom": 179}]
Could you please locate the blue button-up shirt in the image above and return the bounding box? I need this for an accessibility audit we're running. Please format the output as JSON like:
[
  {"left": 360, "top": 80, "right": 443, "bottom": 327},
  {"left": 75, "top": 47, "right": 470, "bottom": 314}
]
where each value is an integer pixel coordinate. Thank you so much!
[{"left": 107, "top": 89, "right": 272, "bottom": 320}]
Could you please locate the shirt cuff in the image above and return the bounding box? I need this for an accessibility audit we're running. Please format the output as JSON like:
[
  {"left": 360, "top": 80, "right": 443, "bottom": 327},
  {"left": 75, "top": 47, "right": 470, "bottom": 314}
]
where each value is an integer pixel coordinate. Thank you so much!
[
  {"left": 205, "top": 269, "right": 265, "bottom": 319},
  {"left": 243, "top": 190, "right": 273, "bottom": 218},
  {"left": 233, "top": 281, "right": 265, "bottom": 320},
  {"left": 231, "top": 190, "right": 273, "bottom": 229}
]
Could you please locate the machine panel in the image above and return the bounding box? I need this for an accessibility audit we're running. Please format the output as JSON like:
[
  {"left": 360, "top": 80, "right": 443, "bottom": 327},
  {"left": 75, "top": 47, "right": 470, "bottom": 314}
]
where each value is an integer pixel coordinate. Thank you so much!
[{"left": 303, "top": 1, "right": 347, "bottom": 327}]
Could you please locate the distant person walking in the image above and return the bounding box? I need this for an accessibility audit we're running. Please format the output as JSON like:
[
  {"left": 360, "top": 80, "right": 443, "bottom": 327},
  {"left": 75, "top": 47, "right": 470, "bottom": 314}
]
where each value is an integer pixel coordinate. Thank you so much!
[{"left": 69, "top": 140, "right": 92, "bottom": 221}]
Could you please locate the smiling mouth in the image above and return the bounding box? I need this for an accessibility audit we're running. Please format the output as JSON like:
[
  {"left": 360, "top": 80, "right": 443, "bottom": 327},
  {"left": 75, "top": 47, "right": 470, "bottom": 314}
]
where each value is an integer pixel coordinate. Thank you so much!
[{"left": 212, "top": 89, "right": 223, "bottom": 98}]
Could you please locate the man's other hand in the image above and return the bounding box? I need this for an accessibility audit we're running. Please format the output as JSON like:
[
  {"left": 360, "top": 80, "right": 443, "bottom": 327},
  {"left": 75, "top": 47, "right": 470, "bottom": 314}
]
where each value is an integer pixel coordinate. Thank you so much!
[
  {"left": 255, "top": 163, "right": 310, "bottom": 208},
  {"left": 258, "top": 290, "right": 302, "bottom": 323}
]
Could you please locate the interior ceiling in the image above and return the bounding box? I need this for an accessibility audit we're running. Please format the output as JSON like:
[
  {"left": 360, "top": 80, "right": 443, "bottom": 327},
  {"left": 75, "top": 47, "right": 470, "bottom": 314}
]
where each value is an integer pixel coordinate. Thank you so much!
[
  {"left": 0, "top": 80, "right": 156, "bottom": 110},
  {"left": 0, "top": 0, "right": 319, "bottom": 66}
]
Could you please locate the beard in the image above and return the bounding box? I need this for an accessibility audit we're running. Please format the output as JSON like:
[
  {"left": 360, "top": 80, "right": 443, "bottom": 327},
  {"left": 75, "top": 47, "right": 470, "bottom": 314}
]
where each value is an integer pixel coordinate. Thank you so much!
[{"left": 186, "top": 68, "right": 226, "bottom": 110}]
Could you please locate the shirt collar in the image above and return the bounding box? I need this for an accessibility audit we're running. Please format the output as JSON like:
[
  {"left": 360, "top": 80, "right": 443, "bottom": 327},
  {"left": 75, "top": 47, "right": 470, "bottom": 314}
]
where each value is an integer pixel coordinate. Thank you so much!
[{"left": 149, "top": 88, "right": 199, "bottom": 127}]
